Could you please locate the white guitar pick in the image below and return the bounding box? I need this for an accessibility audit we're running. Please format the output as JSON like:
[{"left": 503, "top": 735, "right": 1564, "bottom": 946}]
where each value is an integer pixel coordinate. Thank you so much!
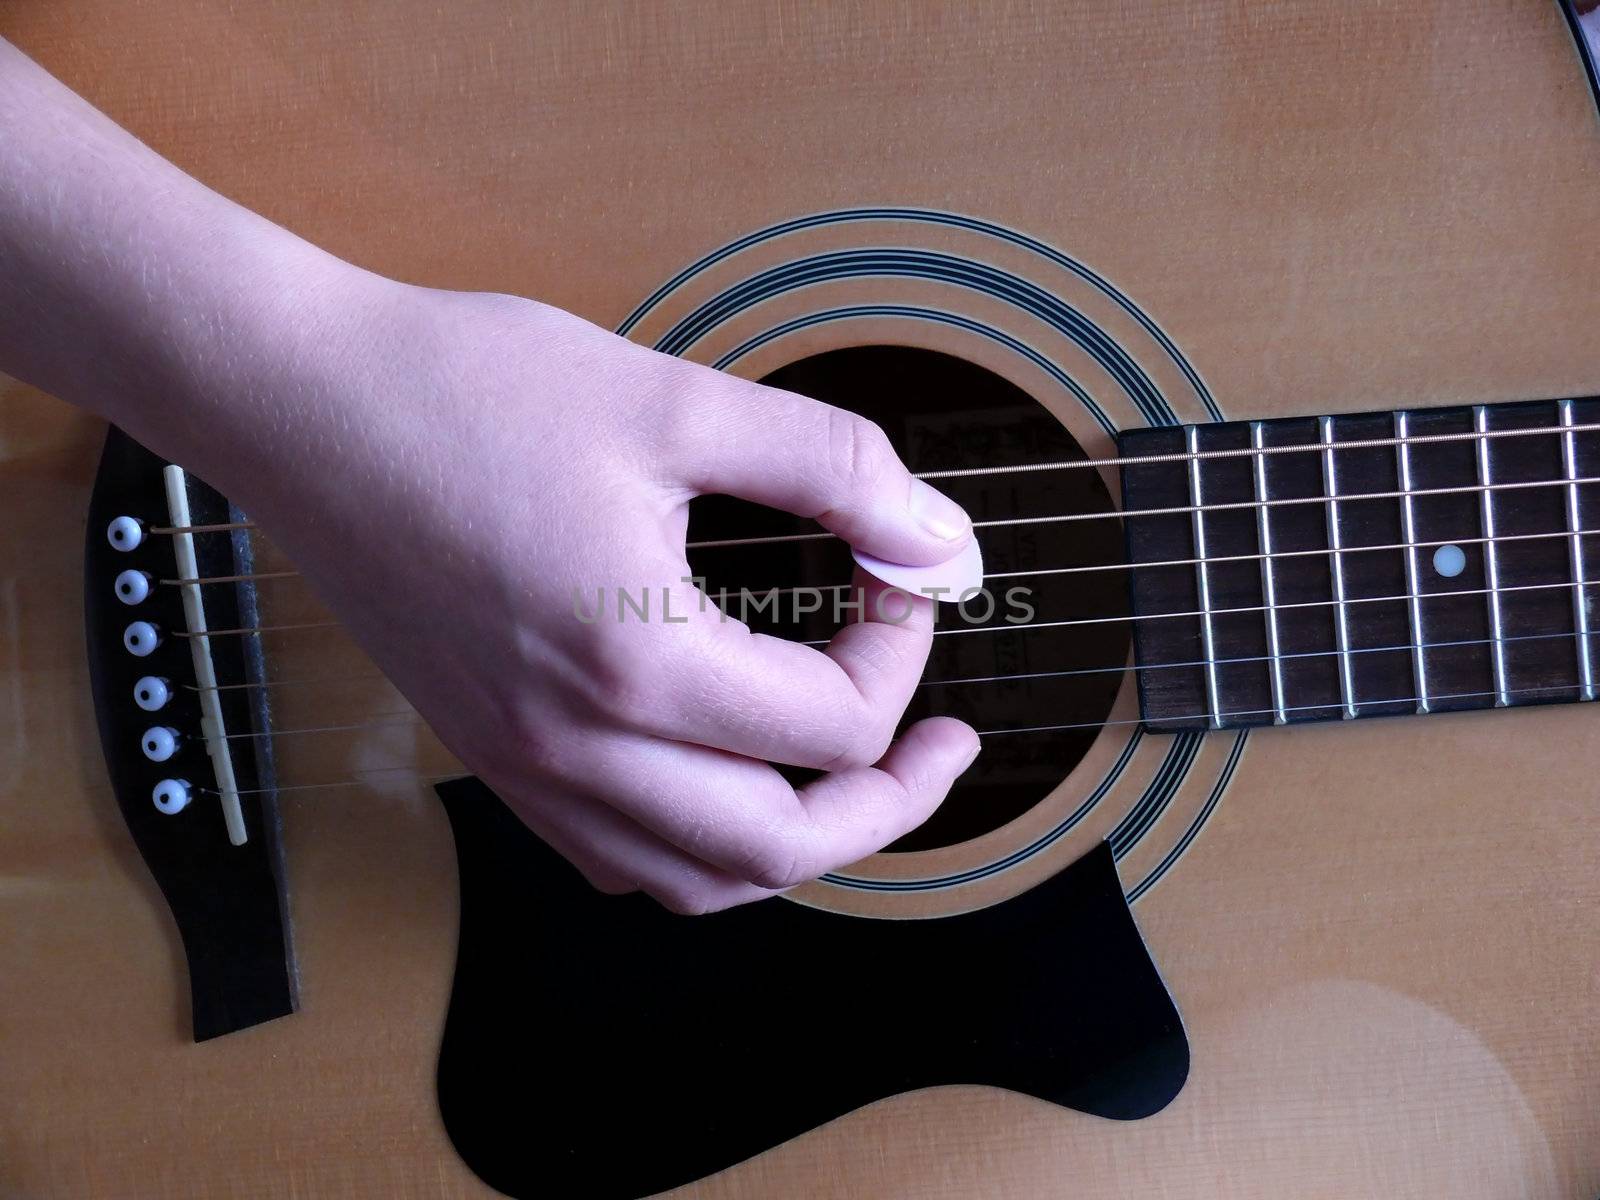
[{"left": 851, "top": 536, "right": 984, "bottom": 600}]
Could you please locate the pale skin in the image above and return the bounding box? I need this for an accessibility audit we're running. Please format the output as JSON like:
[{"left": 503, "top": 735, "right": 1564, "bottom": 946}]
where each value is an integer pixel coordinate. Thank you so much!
[{"left": 0, "top": 38, "right": 981, "bottom": 914}]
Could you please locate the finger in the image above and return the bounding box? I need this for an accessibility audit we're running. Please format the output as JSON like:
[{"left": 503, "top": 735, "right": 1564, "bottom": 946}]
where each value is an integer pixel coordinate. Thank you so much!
[
  {"left": 669, "top": 370, "right": 971, "bottom": 566},
  {"left": 555, "top": 731, "right": 810, "bottom": 882},
  {"left": 512, "top": 786, "right": 780, "bottom": 915},
  {"left": 551, "top": 715, "right": 979, "bottom": 891},
  {"left": 640, "top": 571, "right": 935, "bottom": 770},
  {"left": 822, "top": 570, "right": 936, "bottom": 726},
  {"left": 782, "top": 715, "right": 980, "bottom": 877}
]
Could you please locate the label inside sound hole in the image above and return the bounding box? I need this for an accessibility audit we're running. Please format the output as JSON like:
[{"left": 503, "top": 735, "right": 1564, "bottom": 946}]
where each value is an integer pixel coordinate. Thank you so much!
[{"left": 686, "top": 345, "right": 1129, "bottom": 852}]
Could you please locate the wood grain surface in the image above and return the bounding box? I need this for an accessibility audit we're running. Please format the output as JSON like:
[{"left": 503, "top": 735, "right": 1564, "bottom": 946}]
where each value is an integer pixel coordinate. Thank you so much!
[{"left": 3, "top": 3, "right": 1600, "bottom": 1196}]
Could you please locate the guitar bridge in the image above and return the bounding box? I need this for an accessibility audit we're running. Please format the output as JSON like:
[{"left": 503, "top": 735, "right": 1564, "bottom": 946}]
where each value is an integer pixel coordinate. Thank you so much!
[{"left": 84, "top": 427, "right": 297, "bottom": 1041}]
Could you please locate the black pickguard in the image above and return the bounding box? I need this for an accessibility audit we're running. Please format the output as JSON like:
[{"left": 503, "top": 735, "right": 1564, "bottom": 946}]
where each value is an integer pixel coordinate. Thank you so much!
[{"left": 434, "top": 777, "right": 1188, "bottom": 1200}]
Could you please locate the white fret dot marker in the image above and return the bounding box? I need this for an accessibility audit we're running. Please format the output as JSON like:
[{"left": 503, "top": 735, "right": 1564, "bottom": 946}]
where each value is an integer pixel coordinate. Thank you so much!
[{"left": 1433, "top": 544, "right": 1466, "bottom": 578}]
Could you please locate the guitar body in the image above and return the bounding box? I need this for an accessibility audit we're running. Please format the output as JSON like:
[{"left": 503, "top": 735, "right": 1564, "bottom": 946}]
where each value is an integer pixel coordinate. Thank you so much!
[{"left": 5, "top": 2, "right": 1600, "bottom": 1195}]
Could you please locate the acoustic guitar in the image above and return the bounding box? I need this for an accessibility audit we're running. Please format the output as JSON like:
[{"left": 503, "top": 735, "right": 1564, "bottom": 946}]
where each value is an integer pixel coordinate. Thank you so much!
[{"left": 5, "top": 2, "right": 1600, "bottom": 1196}]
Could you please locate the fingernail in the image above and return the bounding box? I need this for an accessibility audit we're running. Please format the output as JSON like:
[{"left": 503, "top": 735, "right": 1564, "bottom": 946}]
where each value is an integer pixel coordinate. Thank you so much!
[
  {"left": 909, "top": 479, "right": 971, "bottom": 541},
  {"left": 958, "top": 739, "right": 982, "bottom": 773}
]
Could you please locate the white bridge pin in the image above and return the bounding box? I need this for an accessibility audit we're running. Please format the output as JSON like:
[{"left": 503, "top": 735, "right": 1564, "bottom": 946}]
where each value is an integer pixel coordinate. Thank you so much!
[
  {"left": 151, "top": 778, "right": 192, "bottom": 815},
  {"left": 133, "top": 676, "right": 170, "bottom": 712},
  {"left": 851, "top": 537, "right": 985, "bottom": 601},
  {"left": 106, "top": 516, "right": 145, "bottom": 551},
  {"left": 114, "top": 569, "right": 151, "bottom": 605},
  {"left": 123, "top": 621, "right": 161, "bottom": 657},
  {"left": 140, "top": 726, "right": 179, "bottom": 763}
]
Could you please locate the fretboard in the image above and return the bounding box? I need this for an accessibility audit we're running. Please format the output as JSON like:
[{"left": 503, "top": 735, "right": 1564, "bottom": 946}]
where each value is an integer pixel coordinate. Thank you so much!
[{"left": 1119, "top": 397, "right": 1600, "bottom": 731}]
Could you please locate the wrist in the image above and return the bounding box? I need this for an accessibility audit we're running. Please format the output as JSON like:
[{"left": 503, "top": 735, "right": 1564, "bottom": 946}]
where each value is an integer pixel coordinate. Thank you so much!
[{"left": 115, "top": 223, "right": 403, "bottom": 500}]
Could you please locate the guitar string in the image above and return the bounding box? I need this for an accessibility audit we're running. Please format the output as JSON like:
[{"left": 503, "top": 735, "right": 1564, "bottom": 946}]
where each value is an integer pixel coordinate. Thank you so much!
[
  {"left": 162, "top": 569, "right": 298, "bottom": 586},
  {"left": 182, "top": 671, "right": 389, "bottom": 693},
  {"left": 917, "top": 416, "right": 1600, "bottom": 479},
  {"left": 192, "top": 672, "right": 1595, "bottom": 799},
  {"left": 973, "top": 679, "right": 1588, "bottom": 737},
  {"left": 167, "top": 574, "right": 1600, "bottom": 645},
  {"left": 913, "top": 577, "right": 1590, "bottom": 639},
  {"left": 684, "top": 473, "right": 1600, "bottom": 549},
  {"left": 172, "top": 620, "right": 342, "bottom": 638},
  {"left": 155, "top": 526, "right": 1600, "bottom": 591},
  {"left": 198, "top": 769, "right": 460, "bottom": 797},
  {"left": 147, "top": 468, "right": 1600, "bottom": 544},
  {"left": 920, "top": 626, "right": 1593, "bottom": 686},
  {"left": 146, "top": 415, "right": 1600, "bottom": 540},
  {"left": 177, "top": 625, "right": 1600, "bottom": 709},
  {"left": 214, "top": 715, "right": 422, "bottom": 739}
]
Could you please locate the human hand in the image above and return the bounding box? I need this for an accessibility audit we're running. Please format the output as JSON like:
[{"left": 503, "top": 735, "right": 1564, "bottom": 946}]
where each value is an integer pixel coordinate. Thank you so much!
[
  {"left": 201, "top": 279, "right": 980, "bottom": 913},
  {"left": 0, "top": 37, "right": 979, "bottom": 911}
]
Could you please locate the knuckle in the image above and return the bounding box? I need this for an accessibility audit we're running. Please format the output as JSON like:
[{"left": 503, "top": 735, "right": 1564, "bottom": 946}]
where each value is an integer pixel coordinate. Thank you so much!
[
  {"left": 495, "top": 709, "right": 565, "bottom": 779},
  {"left": 824, "top": 408, "right": 897, "bottom": 495},
  {"left": 814, "top": 737, "right": 859, "bottom": 773},
  {"left": 647, "top": 363, "right": 709, "bottom": 460},
  {"left": 858, "top": 706, "right": 900, "bottom": 764},
  {"left": 865, "top": 713, "right": 899, "bottom": 762},
  {"left": 578, "top": 634, "right": 664, "bottom": 726},
  {"left": 815, "top": 703, "right": 894, "bottom": 771},
  {"left": 733, "top": 835, "right": 808, "bottom": 892}
]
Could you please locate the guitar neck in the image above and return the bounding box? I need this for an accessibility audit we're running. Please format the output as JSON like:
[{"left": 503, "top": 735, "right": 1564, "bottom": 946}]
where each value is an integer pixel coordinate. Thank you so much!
[{"left": 1119, "top": 396, "right": 1600, "bottom": 731}]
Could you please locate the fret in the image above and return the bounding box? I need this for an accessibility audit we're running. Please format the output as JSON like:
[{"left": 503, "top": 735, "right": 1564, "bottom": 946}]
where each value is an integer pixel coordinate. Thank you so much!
[
  {"left": 1468, "top": 402, "right": 1582, "bottom": 707},
  {"left": 1318, "top": 417, "right": 1358, "bottom": 719},
  {"left": 1317, "top": 414, "right": 1413, "bottom": 719},
  {"left": 1385, "top": 406, "right": 1494, "bottom": 712},
  {"left": 1393, "top": 411, "right": 1430, "bottom": 713},
  {"left": 1473, "top": 406, "right": 1511, "bottom": 706},
  {"left": 1250, "top": 421, "right": 1287, "bottom": 723},
  {"left": 1239, "top": 417, "right": 1344, "bottom": 725},
  {"left": 1190, "top": 424, "right": 1274, "bottom": 729},
  {"left": 1186, "top": 426, "right": 1222, "bottom": 728},
  {"left": 1118, "top": 426, "right": 1210, "bottom": 729},
  {"left": 1559, "top": 399, "right": 1595, "bottom": 700}
]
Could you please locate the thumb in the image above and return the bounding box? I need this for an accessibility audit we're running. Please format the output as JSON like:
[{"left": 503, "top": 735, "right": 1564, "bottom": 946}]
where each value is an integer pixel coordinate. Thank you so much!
[{"left": 669, "top": 369, "right": 973, "bottom": 566}]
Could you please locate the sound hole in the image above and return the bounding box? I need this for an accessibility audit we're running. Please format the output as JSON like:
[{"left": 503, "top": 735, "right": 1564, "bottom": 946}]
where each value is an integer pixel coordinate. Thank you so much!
[{"left": 687, "top": 346, "right": 1128, "bottom": 853}]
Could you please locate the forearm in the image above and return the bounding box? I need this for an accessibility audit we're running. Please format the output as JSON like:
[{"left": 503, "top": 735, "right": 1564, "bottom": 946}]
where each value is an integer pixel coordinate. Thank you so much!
[
  {"left": 0, "top": 37, "right": 980, "bottom": 913},
  {"left": 0, "top": 37, "right": 367, "bottom": 482}
]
